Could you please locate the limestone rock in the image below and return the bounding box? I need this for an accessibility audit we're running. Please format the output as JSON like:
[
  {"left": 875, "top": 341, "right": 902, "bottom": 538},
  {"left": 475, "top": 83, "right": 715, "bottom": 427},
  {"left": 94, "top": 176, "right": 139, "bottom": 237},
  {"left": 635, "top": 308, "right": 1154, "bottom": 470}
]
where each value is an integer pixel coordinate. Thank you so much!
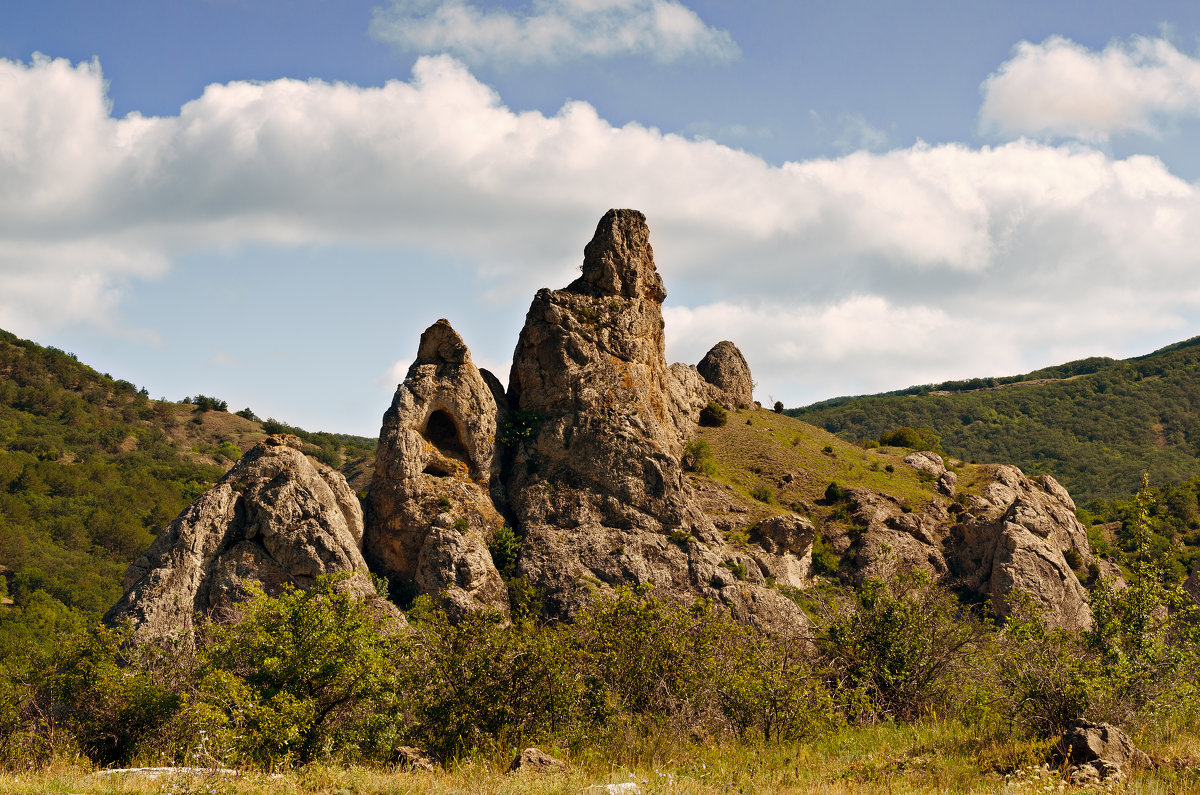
[
  {"left": 697, "top": 341, "right": 754, "bottom": 409},
  {"left": 949, "top": 465, "right": 1092, "bottom": 629},
  {"left": 105, "top": 435, "right": 377, "bottom": 639},
  {"left": 392, "top": 746, "right": 438, "bottom": 772},
  {"left": 508, "top": 747, "right": 565, "bottom": 773},
  {"left": 505, "top": 209, "right": 807, "bottom": 634},
  {"left": 366, "top": 319, "right": 509, "bottom": 621},
  {"left": 902, "top": 451, "right": 945, "bottom": 478},
  {"left": 1061, "top": 721, "right": 1150, "bottom": 775}
]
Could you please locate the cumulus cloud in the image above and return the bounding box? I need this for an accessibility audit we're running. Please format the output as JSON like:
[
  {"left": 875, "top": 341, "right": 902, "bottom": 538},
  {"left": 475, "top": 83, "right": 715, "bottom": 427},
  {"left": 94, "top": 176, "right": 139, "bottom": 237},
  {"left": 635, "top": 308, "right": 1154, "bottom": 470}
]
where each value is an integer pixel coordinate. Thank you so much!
[
  {"left": 980, "top": 35, "right": 1200, "bottom": 141},
  {"left": 368, "top": 0, "right": 739, "bottom": 65},
  {"left": 4, "top": 52, "right": 1200, "bottom": 406}
]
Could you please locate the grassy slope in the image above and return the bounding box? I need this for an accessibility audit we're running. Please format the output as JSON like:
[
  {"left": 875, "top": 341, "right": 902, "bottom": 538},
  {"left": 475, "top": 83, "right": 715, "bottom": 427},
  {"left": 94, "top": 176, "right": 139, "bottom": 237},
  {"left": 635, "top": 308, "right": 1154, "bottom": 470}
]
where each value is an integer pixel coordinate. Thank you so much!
[
  {"left": 688, "top": 406, "right": 967, "bottom": 534},
  {"left": 790, "top": 336, "right": 1200, "bottom": 505},
  {"left": 0, "top": 328, "right": 375, "bottom": 620}
]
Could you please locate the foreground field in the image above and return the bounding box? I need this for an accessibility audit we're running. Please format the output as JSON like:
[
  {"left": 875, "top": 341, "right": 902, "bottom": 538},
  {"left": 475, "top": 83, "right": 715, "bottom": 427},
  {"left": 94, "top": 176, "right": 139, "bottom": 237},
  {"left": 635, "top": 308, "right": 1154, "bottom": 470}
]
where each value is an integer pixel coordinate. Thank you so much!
[{"left": 7, "top": 720, "right": 1200, "bottom": 795}]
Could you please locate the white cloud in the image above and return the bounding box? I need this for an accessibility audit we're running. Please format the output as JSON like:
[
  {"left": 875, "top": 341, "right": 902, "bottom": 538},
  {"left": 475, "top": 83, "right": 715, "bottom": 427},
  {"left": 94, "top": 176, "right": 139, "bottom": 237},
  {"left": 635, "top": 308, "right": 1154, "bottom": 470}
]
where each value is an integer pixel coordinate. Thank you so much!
[
  {"left": 368, "top": 0, "right": 739, "bottom": 65},
  {"left": 980, "top": 35, "right": 1200, "bottom": 141},
  {"left": 4, "top": 53, "right": 1200, "bottom": 407}
]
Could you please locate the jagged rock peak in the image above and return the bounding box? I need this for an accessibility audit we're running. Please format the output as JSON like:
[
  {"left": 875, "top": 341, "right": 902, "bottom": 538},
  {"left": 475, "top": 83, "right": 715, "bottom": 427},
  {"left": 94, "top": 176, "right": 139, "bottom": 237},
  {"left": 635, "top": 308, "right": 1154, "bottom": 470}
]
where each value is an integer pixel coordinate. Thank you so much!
[
  {"left": 697, "top": 341, "right": 754, "bottom": 409},
  {"left": 568, "top": 209, "right": 667, "bottom": 304},
  {"left": 416, "top": 318, "right": 471, "bottom": 365}
]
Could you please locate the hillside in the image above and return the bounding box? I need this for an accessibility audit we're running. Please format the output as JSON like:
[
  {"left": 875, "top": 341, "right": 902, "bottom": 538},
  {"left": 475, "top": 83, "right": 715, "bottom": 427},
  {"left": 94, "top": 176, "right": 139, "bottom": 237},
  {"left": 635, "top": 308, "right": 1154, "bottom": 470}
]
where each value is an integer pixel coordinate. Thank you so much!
[
  {"left": 0, "top": 328, "right": 375, "bottom": 621},
  {"left": 790, "top": 336, "right": 1200, "bottom": 505}
]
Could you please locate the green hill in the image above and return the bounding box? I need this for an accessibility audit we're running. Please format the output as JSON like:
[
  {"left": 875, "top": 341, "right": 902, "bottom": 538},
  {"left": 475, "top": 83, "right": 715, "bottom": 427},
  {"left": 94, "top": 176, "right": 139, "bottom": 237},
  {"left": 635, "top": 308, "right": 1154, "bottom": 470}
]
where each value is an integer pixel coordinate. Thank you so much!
[
  {"left": 789, "top": 336, "right": 1200, "bottom": 505},
  {"left": 0, "top": 328, "right": 375, "bottom": 622}
]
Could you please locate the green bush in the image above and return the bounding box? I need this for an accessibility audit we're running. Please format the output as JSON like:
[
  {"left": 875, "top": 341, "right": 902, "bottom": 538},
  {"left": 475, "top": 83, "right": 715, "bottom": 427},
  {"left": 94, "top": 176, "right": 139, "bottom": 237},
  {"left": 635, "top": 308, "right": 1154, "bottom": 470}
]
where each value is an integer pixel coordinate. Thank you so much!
[
  {"left": 877, "top": 426, "right": 942, "bottom": 453},
  {"left": 750, "top": 486, "right": 774, "bottom": 504},
  {"left": 196, "top": 574, "right": 402, "bottom": 767},
  {"left": 682, "top": 438, "right": 717, "bottom": 475},
  {"left": 816, "top": 571, "right": 986, "bottom": 723},
  {"left": 699, "top": 401, "right": 728, "bottom": 427},
  {"left": 49, "top": 625, "right": 182, "bottom": 766},
  {"left": 488, "top": 525, "right": 522, "bottom": 579}
]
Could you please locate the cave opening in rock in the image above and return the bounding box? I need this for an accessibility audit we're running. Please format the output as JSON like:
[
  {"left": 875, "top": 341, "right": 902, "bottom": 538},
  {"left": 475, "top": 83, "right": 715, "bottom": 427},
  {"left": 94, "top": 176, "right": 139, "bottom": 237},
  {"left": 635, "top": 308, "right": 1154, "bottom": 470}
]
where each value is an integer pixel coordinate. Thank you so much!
[{"left": 423, "top": 409, "right": 470, "bottom": 463}]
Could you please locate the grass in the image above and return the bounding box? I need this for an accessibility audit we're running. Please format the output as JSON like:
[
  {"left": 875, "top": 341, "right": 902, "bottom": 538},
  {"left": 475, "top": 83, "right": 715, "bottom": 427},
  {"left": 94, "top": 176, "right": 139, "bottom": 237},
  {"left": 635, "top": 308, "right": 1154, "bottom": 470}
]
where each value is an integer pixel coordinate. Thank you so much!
[
  {"left": 692, "top": 407, "right": 956, "bottom": 531},
  {"left": 9, "top": 721, "right": 1200, "bottom": 793}
]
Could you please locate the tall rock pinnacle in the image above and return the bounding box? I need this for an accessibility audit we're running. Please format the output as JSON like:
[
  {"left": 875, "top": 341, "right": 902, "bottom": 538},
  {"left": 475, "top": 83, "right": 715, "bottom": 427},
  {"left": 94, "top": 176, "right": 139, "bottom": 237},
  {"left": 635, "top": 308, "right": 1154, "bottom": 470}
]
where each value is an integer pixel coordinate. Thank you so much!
[{"left": 567, "top": 209, "right": 666, "bottom": 303}]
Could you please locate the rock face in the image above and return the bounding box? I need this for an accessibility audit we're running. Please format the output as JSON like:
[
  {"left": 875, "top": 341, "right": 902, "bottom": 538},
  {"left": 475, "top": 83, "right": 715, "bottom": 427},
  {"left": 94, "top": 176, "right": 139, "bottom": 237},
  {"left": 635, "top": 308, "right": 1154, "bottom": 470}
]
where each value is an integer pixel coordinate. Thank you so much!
[
  {"left": 503, "top": 209, "right": 807, "bottom": 632},
  {"left": 815, "top": 457, "right": 1093, "bottom": 629},
  {"left": 1061, "top": 721, "right": 1150, "bottom": 776},
  {"left": 697, "top": 340, "right": 754, "bottom": 409},
  {"left": 105, "top": 435, "right": 376, "bottom": 638},
  {"left": 365, "top": 319, "right": 509, "bottom": 621},
  {"left": 950, "top": 465, "right": 1092, "bottom": 629}
]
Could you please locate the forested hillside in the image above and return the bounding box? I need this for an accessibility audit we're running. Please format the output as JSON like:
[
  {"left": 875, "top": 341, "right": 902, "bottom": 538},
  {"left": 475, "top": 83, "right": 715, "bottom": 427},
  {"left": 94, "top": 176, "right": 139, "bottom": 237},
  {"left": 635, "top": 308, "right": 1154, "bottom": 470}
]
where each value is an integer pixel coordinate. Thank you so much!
[
  {"left": 791, "top": 337, "right": 1200, "bottom": 505},
  {"left": 0, "top": 328, "right": 375, "bottom": 623}
]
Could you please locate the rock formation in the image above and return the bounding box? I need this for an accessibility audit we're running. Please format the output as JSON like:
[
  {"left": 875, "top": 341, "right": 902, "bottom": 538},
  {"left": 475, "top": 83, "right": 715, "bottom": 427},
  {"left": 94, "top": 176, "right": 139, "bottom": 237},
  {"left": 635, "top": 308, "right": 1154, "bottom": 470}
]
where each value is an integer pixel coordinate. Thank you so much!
[
  {"left": 105, "top": 435, "right": 378, "bottom": 638},
  {"left": 502, "top": 209, "right": 805, "bottom": 631},
  {"left": 950, "top": 465, "right": 1093, "bottom": 630},
  {"left": 697, "top": 340, "right": 754, "bottom": 409},
  {"left": 365, "top": 319, "right": 510, "bottom": 621},
  {"left": 106, "top": 208, "right": 1099, "bottom": 637}
]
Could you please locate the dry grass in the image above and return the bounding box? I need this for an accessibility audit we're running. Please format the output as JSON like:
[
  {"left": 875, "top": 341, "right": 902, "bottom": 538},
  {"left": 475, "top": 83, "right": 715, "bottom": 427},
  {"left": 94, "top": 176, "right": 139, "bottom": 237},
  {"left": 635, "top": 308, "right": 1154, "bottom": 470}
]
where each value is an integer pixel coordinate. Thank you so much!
[{"left": 10, "top": 721, "right": 1200, "bottom": 794}]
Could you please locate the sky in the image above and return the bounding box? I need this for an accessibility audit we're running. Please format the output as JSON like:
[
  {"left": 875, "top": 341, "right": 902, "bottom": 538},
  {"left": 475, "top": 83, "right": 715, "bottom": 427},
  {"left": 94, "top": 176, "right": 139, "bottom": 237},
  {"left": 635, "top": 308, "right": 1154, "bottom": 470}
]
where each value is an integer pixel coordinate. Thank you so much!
[{"left": 5, "top": 1, "right": 1200, "bottom": 436}]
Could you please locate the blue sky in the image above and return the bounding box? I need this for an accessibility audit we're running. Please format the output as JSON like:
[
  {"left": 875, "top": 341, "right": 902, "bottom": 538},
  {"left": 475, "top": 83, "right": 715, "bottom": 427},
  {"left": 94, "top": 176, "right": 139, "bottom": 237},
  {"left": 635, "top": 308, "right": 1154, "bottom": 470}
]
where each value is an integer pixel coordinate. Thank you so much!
[{"left": 5, "top": 1, "right": 1200, "bottom": 435}]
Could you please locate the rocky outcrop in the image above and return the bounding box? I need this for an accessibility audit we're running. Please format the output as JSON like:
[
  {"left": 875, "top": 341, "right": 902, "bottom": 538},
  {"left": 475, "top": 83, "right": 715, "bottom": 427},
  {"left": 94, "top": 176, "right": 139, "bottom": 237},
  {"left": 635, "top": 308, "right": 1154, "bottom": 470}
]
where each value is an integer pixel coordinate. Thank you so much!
[
  {"left": 697, "top": 340, "right": 754, "bottom": 409},
  {"left": 950, "top": 465, "right": 1092, "bottom": 629},
  {"left": 503, "top": 209, "right": 807, "bottom": 633},
  {"left": 365, "top": 319, "right": 509, "bottom": 621},
  {"left": 105, "top": 435, "right": 378, "bottom": 638},
  {"left": 1060, "top": 721, "right": 1150, "bottom": 779},
  {"left": 107, "top": 209, "right": 1099, "bottom": 639}
]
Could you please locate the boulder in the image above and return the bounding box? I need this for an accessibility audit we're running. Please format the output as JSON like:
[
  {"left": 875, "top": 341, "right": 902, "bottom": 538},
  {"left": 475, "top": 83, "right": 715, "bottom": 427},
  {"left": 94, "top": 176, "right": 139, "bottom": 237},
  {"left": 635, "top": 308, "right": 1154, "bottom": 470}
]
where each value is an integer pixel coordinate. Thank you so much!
[
  {"left": 949, "top": 466, "right": 1092, "bottom": 629},
  {"left": 1061, "top": 721, "right": 1150, "bottom": 776},
  {"left": 507, "top": 747, "right": 565, "bottom": 773},
  {"left": 365, "top": 319, "right": 509, "bottom": 621},
  {"left": 697, "top": 341, "right": 754, "bottom": 409},
  {"left": 392, "top": 745, "right": 438, "bottom": 772},
  {"left": 105, "top": 435, "right": 378, "bottom": 639}
]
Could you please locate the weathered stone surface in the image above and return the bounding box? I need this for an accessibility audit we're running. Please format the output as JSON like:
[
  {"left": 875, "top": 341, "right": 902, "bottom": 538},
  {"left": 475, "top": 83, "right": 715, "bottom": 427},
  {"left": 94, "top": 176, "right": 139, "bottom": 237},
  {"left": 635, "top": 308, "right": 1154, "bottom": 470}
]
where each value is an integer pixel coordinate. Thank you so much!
[
  {"left": 903, "top": 451, "right": 945, "bottom": 478},
  {"left": 105, "top": 435, "right": 377, "bottom": 639},
  {"left": 366, "top": 319, "right": 509, "bottom": 621},
  {"left": 392, "top": 745, "right": 438, "bottom": 772},
  {"left": 1061, "top": 721, "right": 1150, "bottom": 775},
  {"left": 950, "top": 465, "right": 1092, "bottom": 629},
  {"left": 508, "top": 747, "right": 565, "bottom": 773},
  {"left": 697, "top": 341, "right": 754, "bottom": 409},
  {"left": 505, "top": 209, "right": 808, "bottom": 634}
]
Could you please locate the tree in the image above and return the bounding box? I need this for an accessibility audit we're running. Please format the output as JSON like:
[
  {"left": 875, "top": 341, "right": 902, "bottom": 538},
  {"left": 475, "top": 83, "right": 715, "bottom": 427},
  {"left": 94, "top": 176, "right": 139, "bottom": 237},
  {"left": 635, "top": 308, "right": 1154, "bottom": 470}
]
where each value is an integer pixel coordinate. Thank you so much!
[{"left": 196, "top": 575, "right": 401, "bottom": 766}]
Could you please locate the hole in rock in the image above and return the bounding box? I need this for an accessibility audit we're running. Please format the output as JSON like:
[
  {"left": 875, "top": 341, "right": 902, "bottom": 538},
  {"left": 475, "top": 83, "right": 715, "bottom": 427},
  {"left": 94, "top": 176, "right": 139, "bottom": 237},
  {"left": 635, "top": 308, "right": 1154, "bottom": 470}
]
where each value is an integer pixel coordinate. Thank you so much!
[
  {"left": 423, "top": 462, "right": 452, "bottom": 477},
  {"left": 422, "top": 409, "right": 471, "bottom": 464}
]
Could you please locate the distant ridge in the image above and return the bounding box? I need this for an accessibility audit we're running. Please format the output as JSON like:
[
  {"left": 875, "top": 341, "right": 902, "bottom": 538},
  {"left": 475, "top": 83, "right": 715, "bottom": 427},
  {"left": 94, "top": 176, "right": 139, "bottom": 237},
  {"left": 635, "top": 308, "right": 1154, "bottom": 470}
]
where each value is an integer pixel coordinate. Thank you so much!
[{"left": 791, "top": 335, "right": 1200, "bottom": 504}]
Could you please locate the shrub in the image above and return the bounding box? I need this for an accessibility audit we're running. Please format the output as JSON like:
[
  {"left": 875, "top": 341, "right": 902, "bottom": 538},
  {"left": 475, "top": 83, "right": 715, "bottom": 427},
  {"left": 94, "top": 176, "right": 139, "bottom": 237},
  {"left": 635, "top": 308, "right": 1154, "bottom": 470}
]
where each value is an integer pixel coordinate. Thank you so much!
[
  {"left": 816, "top": 571, "right": 986, "bottom": 723},
  {"left": 488, "top": 525, "right": 522, "bottom": 579},
  {"left": 824, "top": 482, "right": 845, "bottom": 503},
  {"left": 235, "top": 407, "right": 260, "bottom": 422},
  {"left": 699, "top": 401, "right": 728, "bottom": 427},
  {"left": 773, "top": 401, "right": 784, "bottom": 413},
  {"left": 196, "top": 574, "right": 402, "bottom": 766},
  {"left": 192, "top": 395, "right": 228, "bottom": 413},
  {"left": 48, "top": 625, "right": 182, "bottom": 766},
  {"left": 878, "top": 426, "right": 942, "bottom": 453},
  {"left": 750, "top": 486, "right": 774, "bottom": 504},
  {"left": 682, "top": 438, "right": 717, "bottom": 475},
  {"left": 811, "top": 535, "right": 840, "bottom": 577}
]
